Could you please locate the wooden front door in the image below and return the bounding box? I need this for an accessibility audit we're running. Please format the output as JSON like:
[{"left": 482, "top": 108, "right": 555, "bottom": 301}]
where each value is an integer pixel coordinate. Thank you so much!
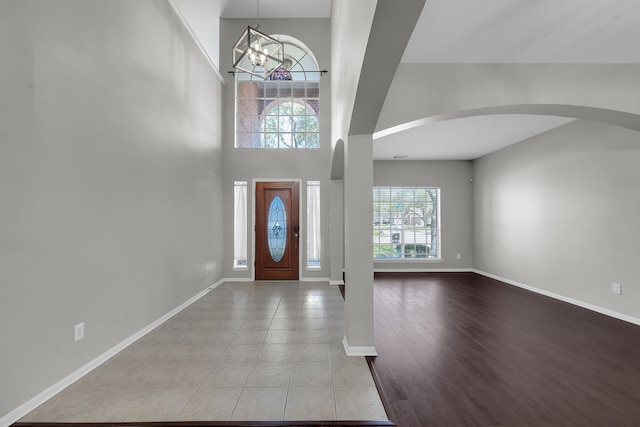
[{"left": 255, "top": 181, "right": 300, "bottom": 280}]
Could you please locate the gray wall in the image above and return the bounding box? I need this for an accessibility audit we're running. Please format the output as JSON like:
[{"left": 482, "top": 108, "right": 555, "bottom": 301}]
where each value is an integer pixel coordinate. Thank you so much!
[
  {"left": 373, "top": 160, "right": 474, "bottom": 270},
  {"left": 0, "top": 0, "right": 223, "bottom": 418},
  {"left": 377, "top": 63, "right": 640, "bottom": 132},
  {"left": 219, "top": 18, "right": 332, "bottom": 280},
  {"left": 473, "top": 120, "right": 640, "bottom": 320}
]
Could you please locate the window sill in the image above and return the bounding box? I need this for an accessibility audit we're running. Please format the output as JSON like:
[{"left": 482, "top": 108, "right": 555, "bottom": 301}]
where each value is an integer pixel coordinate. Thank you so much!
[
  {"left": 306, "top": 266, "right": 322, "bottom": 271},
  {"left": 233, "top": 266, "right": 249, "bottom": 271}
]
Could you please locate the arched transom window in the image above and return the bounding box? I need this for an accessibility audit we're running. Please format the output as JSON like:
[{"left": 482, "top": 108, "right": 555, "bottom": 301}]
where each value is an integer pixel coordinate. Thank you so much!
[{"left": 235, "top": 35, "right": 320, "bottom": 148}]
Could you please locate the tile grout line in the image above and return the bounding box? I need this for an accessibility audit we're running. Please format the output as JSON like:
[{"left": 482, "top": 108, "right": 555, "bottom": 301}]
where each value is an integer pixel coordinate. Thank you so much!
[
  {"left": 279, "top": 294, "right": 298, "bottom": 421},
  {"left": 173, "top": 354, "right": 221, "bottom": 421},
  {"left": 65, "top": 384, "right": 111, "bottom": 423},
  {"left": 230, "top": 287, "right": 267, "bottom": 421}
]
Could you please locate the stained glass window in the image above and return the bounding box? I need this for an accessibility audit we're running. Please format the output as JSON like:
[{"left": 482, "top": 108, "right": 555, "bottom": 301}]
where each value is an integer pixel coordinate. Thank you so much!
[
  {"left": 268, "top": 67, "right": 292, "bottom": 81},
  {"left": 268, "top": 196, "right": 287, "bottom": 262}
]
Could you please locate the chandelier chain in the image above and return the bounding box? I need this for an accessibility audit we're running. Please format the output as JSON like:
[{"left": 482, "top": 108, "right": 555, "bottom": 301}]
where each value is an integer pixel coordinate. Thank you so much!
[{"left": 256, "top": 0, "right": 260, "bottom": 29}]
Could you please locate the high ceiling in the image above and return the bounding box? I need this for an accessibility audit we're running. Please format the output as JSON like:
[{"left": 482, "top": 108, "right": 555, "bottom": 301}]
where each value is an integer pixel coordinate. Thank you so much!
[
  {"left": 218, "top": 0, "right": 330, "bottom": 18},
  {"left": 176, "top": 0, "right": 640, "bottom": 160},
  {"left": 404, "top": 0, "right": 640, "bottom": 64}
]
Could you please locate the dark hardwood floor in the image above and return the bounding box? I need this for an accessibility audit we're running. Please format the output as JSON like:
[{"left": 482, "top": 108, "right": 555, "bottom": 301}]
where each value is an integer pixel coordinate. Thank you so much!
[{"left": 368, "top": 272, "right": 640, "bottom": 427}]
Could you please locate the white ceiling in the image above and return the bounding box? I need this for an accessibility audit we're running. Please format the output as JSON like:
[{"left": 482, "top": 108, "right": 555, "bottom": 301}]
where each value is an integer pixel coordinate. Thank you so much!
[
  {"left": 176, "top": 0, "right": 640, "bottom": 160},
  {"left": 403, "top": 0, "right": 640, "bottom": 63},
  {"left": 373, "top": 115, "right": 576, "bottom": 161},
  {"left": 219, "top": 0, "right": 330, "bottom": 18}
]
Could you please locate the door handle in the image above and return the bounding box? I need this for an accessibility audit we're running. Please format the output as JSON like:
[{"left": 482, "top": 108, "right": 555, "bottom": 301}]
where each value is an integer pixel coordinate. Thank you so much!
[{"left": 294, "top": 225, "right": 299, "bottom": 237}]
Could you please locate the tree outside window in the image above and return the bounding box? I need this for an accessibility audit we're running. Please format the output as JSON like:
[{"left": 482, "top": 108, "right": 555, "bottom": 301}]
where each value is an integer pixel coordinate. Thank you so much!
[
  {"left": 373, "top": 187, "right": 441, "bottom": 259},
  {"left": 260, "top": 100, "right": 319, "bottom": 148}
]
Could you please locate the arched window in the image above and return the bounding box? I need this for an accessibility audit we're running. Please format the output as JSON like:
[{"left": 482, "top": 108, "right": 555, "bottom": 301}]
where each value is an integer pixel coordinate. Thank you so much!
[{"left": 235, "top": 35, "right": 320, "bottom": 148}]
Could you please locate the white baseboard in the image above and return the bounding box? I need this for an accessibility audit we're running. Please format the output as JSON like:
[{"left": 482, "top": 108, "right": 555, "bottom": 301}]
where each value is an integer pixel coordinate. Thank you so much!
[
  {"left": 329, "top": 280, "right": 345, "bottom": 286},
  {"left": 223, "top": 277, "right": 254, "bottom": 282},
  {"left": 374, "top": 267, "right": 473, "bottom": 273},
  {"left": 1, "top": 279, "right": 224, "bottom": 427},
  {"left": 473, "top": 269, "right": 640, "bottom": 327},
  {"left": 342, "top": 336, "right": 378, "bottom": 357},
  {"left": 301, "top": 277, "right": 330, "bottom": 282},
  {"left": 223, "top": 277, "right": 333, "bottom": 284}
]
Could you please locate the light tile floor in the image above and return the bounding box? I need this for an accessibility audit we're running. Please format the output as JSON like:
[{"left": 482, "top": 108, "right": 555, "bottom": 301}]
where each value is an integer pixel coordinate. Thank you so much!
[{"left": 21, "top": 281, "right": 387, "bottom": 422}]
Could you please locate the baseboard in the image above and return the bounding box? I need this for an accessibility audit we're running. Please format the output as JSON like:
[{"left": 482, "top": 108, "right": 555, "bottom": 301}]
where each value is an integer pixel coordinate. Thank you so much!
[
  {"left": 222, "top": 277, "right": 255, "bottom": 282},
  {"left": 1, "top": 279, "right": 224, "bottom": 427},
  {"left": 473, "top": 269, "right": 640, "bottom": 327},
  {"left": 301, "top": 277, "right": 331, "bottom": 282},
  {"left": 223, "top": 277, "right": 333, "bottom": 284},
  {"left": 329, "top": 280, "right": 344, "bottom": 286},
  {"left": 374, "top": 267, "right": 473, "bottom": 273},
  {"left": 343, "top": 336, "right": 378, "bottom": 357}
]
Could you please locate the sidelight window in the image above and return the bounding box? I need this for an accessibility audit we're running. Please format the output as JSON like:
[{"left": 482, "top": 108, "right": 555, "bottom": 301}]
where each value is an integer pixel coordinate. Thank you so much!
[
  {"left": 307, "top": 181, "right": 321, "bottom": 268},
  {"left": 234, "top": 181, "right": 248, "bottom": 269}
]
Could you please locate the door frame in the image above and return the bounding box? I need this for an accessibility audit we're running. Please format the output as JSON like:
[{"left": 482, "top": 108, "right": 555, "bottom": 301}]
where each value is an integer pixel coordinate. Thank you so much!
[{"left": 252, "top": 178, "right": 302, "bottom": 281}]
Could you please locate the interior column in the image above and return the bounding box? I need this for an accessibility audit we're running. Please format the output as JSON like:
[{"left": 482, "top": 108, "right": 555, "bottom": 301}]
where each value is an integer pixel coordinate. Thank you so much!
[{"left": 343, "top": 134, "right": 376, "bottom": 356}]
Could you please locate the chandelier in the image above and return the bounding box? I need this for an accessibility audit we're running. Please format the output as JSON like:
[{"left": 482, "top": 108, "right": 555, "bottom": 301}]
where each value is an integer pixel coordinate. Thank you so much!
[{"left": 232, "top": 0, "right": 283, "bottom": 79}]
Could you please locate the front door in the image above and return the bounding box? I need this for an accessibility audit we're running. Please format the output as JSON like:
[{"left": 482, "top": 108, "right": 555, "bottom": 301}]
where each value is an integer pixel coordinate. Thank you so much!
[{"left": 255, "top": 181, "right": 300, "bottom": 280}]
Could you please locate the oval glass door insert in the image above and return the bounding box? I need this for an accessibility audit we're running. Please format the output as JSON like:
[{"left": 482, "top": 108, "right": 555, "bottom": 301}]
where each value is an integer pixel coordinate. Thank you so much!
[{"left": 267, "top": 196, "right": 287, "bottom": 262}]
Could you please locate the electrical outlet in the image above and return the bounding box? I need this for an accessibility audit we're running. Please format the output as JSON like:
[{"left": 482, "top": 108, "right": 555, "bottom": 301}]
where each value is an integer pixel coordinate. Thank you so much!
[
  {"left": 74, "top": 322, "right": 85, "bottom": 342},
  {"left": 456, "top": 253, "right": 461, "bottom": 260},
  {"left": 612, "top": 283, "right": 622, "bottom": 295}
]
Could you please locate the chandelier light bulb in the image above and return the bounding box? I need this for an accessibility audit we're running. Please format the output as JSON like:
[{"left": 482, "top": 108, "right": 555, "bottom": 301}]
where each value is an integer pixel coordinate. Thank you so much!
[{"left": 232, "top": 24, "right": 283, "bottom": 78}]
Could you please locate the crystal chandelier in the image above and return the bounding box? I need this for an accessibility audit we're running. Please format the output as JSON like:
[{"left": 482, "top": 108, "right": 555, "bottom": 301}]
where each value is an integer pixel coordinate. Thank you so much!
[{"left": 232, "top": 0, "right": 283, "bottom": 79}]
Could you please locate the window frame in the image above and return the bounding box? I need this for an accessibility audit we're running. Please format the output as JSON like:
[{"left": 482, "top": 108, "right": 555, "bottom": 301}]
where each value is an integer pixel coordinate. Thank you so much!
[
  {"left": 234, "top": 36, "right": 320, "bottom": 149},
  {"left": 373, "top": 186, "right": 442, "bottom": 262}
]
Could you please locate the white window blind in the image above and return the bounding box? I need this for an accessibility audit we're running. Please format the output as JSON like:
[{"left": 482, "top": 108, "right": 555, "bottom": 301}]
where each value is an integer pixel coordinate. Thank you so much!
[{"left": 373, "top": 187, "right": 441, "bottom": 260}]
